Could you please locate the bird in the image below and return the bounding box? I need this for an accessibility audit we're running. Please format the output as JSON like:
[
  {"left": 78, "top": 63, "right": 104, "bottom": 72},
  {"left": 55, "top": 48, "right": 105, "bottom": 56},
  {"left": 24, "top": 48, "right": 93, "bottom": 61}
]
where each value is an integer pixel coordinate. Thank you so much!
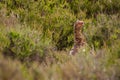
[{"left": 69, "top": 20, "right": 86, "bottom": 55}]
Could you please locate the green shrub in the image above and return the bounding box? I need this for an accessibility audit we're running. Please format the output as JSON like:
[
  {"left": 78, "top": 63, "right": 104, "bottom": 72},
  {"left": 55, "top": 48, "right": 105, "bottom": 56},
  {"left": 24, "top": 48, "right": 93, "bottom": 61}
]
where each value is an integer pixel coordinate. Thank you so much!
[
  {"left": 0, "top": 26, "right": 49, "bottom": 62},
  {"left": 41, "top": 8, "right": 76, "bottom": 50},
  {"left": 84, "top": 14, "right": 120, "bottom": 49}
]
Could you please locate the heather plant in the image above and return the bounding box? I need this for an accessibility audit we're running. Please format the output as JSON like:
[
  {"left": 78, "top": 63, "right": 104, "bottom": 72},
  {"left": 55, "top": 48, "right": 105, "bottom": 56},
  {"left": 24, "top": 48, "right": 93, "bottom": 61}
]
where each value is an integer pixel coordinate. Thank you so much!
[
  {"left": 0, "top": 26, "right": 49, "bottom": 62},
  {"left": 85, "top": 14, "right": 120, "bottom": 49},
  {"left": 0, "top": 0, "right": 120, "bottom": 80}
]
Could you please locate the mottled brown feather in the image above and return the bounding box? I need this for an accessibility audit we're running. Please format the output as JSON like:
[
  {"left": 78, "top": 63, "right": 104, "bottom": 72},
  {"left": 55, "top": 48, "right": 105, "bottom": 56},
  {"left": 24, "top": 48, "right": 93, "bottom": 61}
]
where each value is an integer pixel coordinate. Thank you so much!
[{"left": 69, "top": 20, "right": 86, "bottom": 55}]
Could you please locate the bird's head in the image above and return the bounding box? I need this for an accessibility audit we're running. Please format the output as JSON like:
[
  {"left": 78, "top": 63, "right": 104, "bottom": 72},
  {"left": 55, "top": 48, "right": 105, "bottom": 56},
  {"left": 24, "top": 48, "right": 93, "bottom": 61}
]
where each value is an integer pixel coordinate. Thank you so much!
[{"left": 74, "top": 20, "right": 84, "bottom": 29}]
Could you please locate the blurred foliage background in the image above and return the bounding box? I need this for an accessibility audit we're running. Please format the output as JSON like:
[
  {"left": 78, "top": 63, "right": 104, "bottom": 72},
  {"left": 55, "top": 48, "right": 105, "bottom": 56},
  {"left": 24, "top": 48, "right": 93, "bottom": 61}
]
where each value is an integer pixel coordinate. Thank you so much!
[{"left": 0, "top": 0, "right": 120, "bottom": 80}]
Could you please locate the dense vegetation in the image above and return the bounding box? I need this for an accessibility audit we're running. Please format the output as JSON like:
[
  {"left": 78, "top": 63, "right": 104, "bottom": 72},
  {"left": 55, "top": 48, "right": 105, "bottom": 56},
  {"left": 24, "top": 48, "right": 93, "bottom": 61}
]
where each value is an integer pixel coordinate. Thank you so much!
[{"left": 0, "top": 0, "right": 120, "bottom": 80}]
